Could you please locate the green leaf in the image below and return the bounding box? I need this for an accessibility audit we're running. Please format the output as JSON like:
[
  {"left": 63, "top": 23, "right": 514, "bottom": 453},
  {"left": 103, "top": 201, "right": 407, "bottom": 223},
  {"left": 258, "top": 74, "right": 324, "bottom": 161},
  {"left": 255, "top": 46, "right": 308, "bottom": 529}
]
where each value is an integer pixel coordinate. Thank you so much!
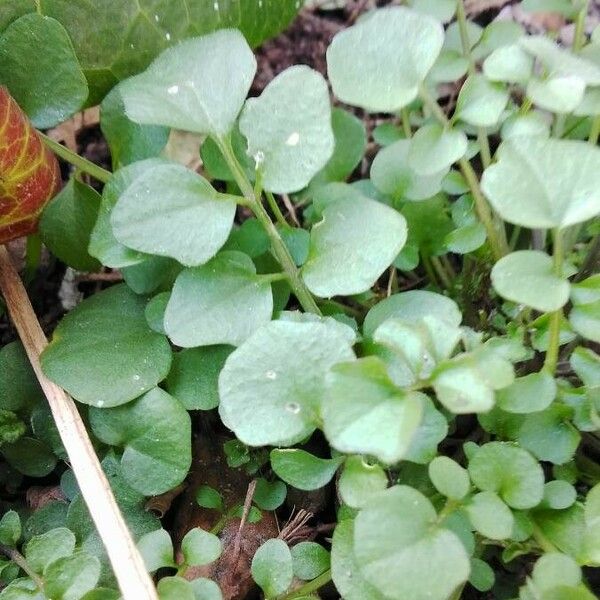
[
  {"left": 100, "top": 84, "right": 169, "bottom": 169},
  {"left": 468, "top": 442, "right": 544, "bottom": 509},
  {"left": 89, "top": 388, "right": 191, "bottom": 496},
  {"left": 200, "top": 126, "right": 254, "bottom": 183},
  {"left": 24, "top": 528, "right": 75, "bottom": 574},
  {"left": 527, "top": 75, "right": 586, "bottom": 114},
  {"left": 270, "top": 449, "right": 344, "bottom": 491},
  {"left": 331, "top": 519, "right": 389, "bottom": 600},
  {"left": 327, "top": 6, "right": 444, "bottom": 112},
  {"left": 120, "top": 30, "right": 255, "bottom": 137},
  {"left": 41, "top": 284, "right": 172, "bottom": 408},
  {"left": 0, "top": 511, "right": 21, "bottom": 547},
  {"left": 111, "top": 163, "right": 236, "bottom": 267},
  {"left": 181, "top": 528, "right": 222, "bottom": 567},
  {"left": 1, "top": 437, "right": 56, "bottom": 477},
  {"left": 323, "top": 357, "right": 424, "bottom": 464},
  {"left": 157, "top": 576, "right": 195, "bottom": 600},
  {"left": 165, "top": 346, "right": 233, "bottom": 411},
  {"left": 339, "top": 456, "right": 388, "bottom": 509},
  {"left": 121, "top": 255, "right": 181, "bottom": 295},
  {"left": 251, "top": 539, "right": 293, "bottom": 598},
  {"left": 301, "top": 195, "right": 407, "bottom": 297},
  {"left": 364, "top": 290, "right": 461, "bottom": 338},
  {"left": 501, "top": 111, "right": 550, "bottom": 140},
  {"left": 354, "top": 486, "right": 470, "bottom": 600},
  {"left": 310, "top": 107, "right": 367, "bottom": 186},
  {"left": 0, "top": 14, "right": 87, "bottom": 128},
  {"left": 428, "top": 456, "right": 470, "bottom": 500},
  {"left": 570, "top": 276, "right": 600, "bottom": 343},
  {"left": 0, "top": 342, "right": 42, "bottom": 412},
  {"left": 218, "top": 320, "right": 355, "bottom": 446},
  {"left": 290, "top": 542, "right": 330, "bottom": 581},
  {"left": 44, "top": 551, "right": 100, "bottom": 600},
  {"left": 0, "top": 411, "right": 25, "bottom": 446},
  {"left": 481, "top": 137, "right": 600, "bottom": 229},
  {"left": 469, "top": 558, "right": 495, "bottom": 592},
  {"left": 253, "top": 479, "right": 287, "bottom": 511},
  {"left": 455, "top": 75, "right": 509, "bottom": 127},
  {"left": 404, "top": 396, "right": 449, "bottom": 464},
  {"left": 496, "top": 371, "right": 557, "bottom": 414},
  {"left": 164, "top": 252, "right": 273, "bottom": 347},
  {"left": 137, "top": 529, "right": 175, "bottom": 572},
  {"left": 371, "top": 140, "right": 446, "bottom": 201},
  {"left": 492, "top": 251, "right": 570, "bottom": 312},
  {"left": 525, "top": 553, "right": 582, "bottom": 596},
  {"left": 189, "top": 578, "right": 223, "bottom": 600},
  {"left": 571, "top": 347, "right": 600, "bottom": 388},
  {"left": 195, "top": 486, "right": 224, "bottom": 512},
  {"left": 145, "top": 292, "right": 169, "bottom": 334},
  {"left": 408, "top": 124, "right": 467, "bottom": 176},
  {"left": 542, "top": 480, "right": 577, "bottom": 510},
  {"left": 465, "top": 491, "right": 514, "bottom": 540},
  {"left": 239, "top": 66, "right": 334, "bottom": 193},
  {"left": 483, "top": 44, "right": 533, "bottom": 83},
  {"left": 39, "top": 178, "right": 102, "bottom": 272},
  {"left": 408, "top": 0, "right": 455, "bottom": 22}
]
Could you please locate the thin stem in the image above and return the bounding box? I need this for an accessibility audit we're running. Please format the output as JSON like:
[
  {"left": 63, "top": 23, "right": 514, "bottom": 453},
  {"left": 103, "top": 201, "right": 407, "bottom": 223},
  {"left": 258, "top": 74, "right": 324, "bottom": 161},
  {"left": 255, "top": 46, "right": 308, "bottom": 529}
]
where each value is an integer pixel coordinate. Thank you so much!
[
  {"left": 576, "top": 234, "right": 600, "bottom": 281},
  {"left": 431, "top": 256, "right": 453, "bottom": 290},
  {"left": 265, "top": 191, "right": 290, "bottom": 228},
  {"left": 0, "top": 545, "right": 44, "bottom": 589},
  {"left": 34, "top": 0, "right": 42, "bottom": 14},
  {"left": 40, "top": 133, "right": 111, "bottom": 184},
  {"left": 544, "top": 228, "right": 564, "bottom": 374},
  {"left": 257, "top": 272, "right": 289, "bottom": 284},
  {"left": 401, "top": 107, "right": 412, "bottom": 138},
  {"left": 573, "top": 0, "right": 590, "bottom": 52},
  {"left": 588, "top": 115, "right": 600, "bottom": 145},
  {"left": 278, "top": 569, "right": 332, "bottom": 600},
  {"left": 216, "top": 137, "right": 321, "bottom": 315},
  {"left": 532, "top": 522, "right": 559, "bottom": 554}
]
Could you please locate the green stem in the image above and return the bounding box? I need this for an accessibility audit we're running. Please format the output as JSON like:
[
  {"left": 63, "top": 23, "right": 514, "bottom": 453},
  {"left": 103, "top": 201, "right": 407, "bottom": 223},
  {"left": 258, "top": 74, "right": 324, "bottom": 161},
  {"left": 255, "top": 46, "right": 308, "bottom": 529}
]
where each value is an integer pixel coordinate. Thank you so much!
[
  {"left": 544, "top": 228, "right": 564, "bottom": 374},
  {"left": 34, "top": 0, "right": 42, "bottom": 14},
  {"left": 0, "top": 544, "right": 44, "bottom": 590},
  {"left": 278, "top": 569, "right": 332, "bottom": 600},
  {"left": 531, "top": 522, "right": 559, "bottom": 554},
  {"left": 40, "top": 133, "right": 111, "bottom": 184},
  {"left": 216, "top": 137, "right": 321, "bottom": 315},
  {"left": 588, "top": 115, "right": 600, "bottom": 145},
  {"left": 431, "top": 256, "right": 453, "bottom": 290},
  {"left": 576, "top": 234, "right": 600, "bottom": 282},
  {"left": 265, "top": 191, "right": 290, "bottom": 228},
  {"left": 573, "top": 0, "right": 590, "bottom": 52},
  {"left": 421, "top": 253, "right": 439, "bottom": 288},
  {"left": 448, "top": 583, "right": 466, "bottom": 600},
  {"left": 25, "top": 234, "right": 42, "bottom": 274},
  {"left": 257, "top": 272, "right": 288, "bottom": 284},
  {"left": 401, "top": 107, "right": 412, "bottom": 138}
]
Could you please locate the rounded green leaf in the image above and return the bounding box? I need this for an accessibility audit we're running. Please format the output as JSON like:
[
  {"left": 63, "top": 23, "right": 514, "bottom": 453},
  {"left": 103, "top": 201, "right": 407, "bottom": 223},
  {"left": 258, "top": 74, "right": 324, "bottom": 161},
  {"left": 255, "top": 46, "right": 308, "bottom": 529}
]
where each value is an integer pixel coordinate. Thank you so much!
[
  {"left": 404, "top": 396, "right": 449, "bottom": 464},
  {"left": 0, "top": 14, "right": 88, "bottom": 128},
  {"left": 164, "top": 252, "right": 272, "bottom": 347},
  {"left": 301, "top": 195, "right": 407, "bottom": 297},
  {"left": 501, "top": 111, "right": 550, "bottom": 140},
  {"left": 111, "top": 163, "right": 236, "bottom": 267},
  {"left": 481, "top": 137, "right": 600, "bottom": 229},
  {"left": 483, "top": 44, "right": 533, "bottom": 83},
  {"left": 218, "top": 320, "right": 355, "bottom": 447},
  {"left": 181, "top": 528, "right": 222, "bottom": 567},
  {"left": 455, "top": 75, "right": 509, "bottom": 127},
  {"left": 428, "top": 456, "right": 470, "bottom": 500},
  {"left": 253, "top": 478, "right": 287, "bottom": 511},
  {"left": 0, "top": 341, "right": 42, "bottom": 412},
  {"left": 39, "top": 178, "right": 102, "bottom": 272},
  {"left": 239, "top": 65, "right": 334, "bottom": 193},
  {"left": 542, "top": 480, "right": 577, "bottom": 510},
  {"left": 137, "top": 529, "right": 175, "bottom": 572},
  {"left": 1, "top": 437, "right": 57, "bottom": 477},
  {"left": 157, "top": 576, "right": 195, "bottom": 600},
  {"left": 469, "top": 558, "right": 495, "bottom": 592},
  {"left": 354, "top": 486, "right": 470, "bottom": 600},
  {"left": 44, "top": 551, "right": 100, "bottom": 600},
  {"left": 145, "top": 292, "right": 169, "bottom": 334},
  {"left": 530, "top": 552, "right": 582, "bottom": 592},
  {"left": 195, "top": 486, "right": 224, "bottom": 512},
  {"left": 89, "top": 388, "right": 191, "bottom": 496},
  {"left": 408, "top": 124, "right": 467, "bottom": 176},
  {"left": 120, "top": 30, "right": 256, "bottom": 137},
  {"left": 323, "top": 357, "right": 424, "bottom": 464},
  {"left": 24, "top": 527, "right": 75, "bottom": 574},
  {"left": 496, "top": 371, "right": 557, "bottom": 414},
  {"left": 251, "top": 539, "right": 293, "bottom": 598},
  {"left": 465, "top": 491, "right": 514, "bottom": 540},
  {"left": 190, "top": 578, "right": 223, "bottom": 600},
  {"left": 41, "top": 284, "right": 172, "bottom": 408},
  {"left": 527, "top": 75, "right": 586, "bottom": 114},
  {"left": 491, "top": 251, "right": 570, "bottom": 312},
  {"left": 364, "top": 290, "right": 461, "bottom": 338},
  {"left": 165, "top": 346, "right": 233, "bottom": 411},
  {"left": 409, "top": 0, "right": 455, "bottom": 22},
  {"left": 339, "top": 456, "right": 388, "bottom": 509},
  {"left": 327, "top": 7, "right": 444, "bottom": 112},
  {"left": 0, "top": 511, "right": 21, "bottom": 547},
  {"left": 291, "top": 541, "right": 330, "bottom": 581},
  {"left": 270, "top": 449, "right": 344, "bottom": 491},
  {"left": 468, "top": 442, "right": 544, "bottom": 509}
]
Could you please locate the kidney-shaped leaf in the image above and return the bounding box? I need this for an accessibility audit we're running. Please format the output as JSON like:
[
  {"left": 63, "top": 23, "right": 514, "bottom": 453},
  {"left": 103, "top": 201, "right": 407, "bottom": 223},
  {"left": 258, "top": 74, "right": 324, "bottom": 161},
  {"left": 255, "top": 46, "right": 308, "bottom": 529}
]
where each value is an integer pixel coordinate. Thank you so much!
[
  {"left": 120, "top": 30, "right": 256, "bottom": 138},
  {"left": 327, "top": 7, "right": 444, "bottom": 112},
  {"left": 41, "top": 284, "right": 172, "bottom": 407},
  {"left": 89, "top": 387, "right": 191, "bottom": 496},
  {"left": 111, "top": 162, "right": 236, "bottom": 267},
  {"left": 302, "top": 194, "right": 407, "bottom": 297},
  {"left": 491, "top": 250, "right": 570, "bottom": 312},
  {"left": 270, "top": 448, "right": 344, "bottom": 491},
  {"left": 408, "top": 124, "right": 468, "bottom": 176},
  {"left": 481, "top": 137, "right": 600, "bottom": 229},
  {"left": 354, "top": 486, "right": 470, "bottom": 600},
  {"left": 239, "top": 65, "right": 334, "bottom": 193},
  {"left": 218, "top": 320, "right": 355, "bottom": 447}
]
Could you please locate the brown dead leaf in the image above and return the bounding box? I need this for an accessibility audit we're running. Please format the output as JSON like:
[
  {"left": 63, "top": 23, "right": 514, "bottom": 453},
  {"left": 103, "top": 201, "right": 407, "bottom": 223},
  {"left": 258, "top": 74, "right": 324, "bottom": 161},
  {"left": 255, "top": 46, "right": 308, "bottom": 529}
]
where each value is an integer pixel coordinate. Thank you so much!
[{"left": 26, "top": 486, "right": 66, "bottom": 510}]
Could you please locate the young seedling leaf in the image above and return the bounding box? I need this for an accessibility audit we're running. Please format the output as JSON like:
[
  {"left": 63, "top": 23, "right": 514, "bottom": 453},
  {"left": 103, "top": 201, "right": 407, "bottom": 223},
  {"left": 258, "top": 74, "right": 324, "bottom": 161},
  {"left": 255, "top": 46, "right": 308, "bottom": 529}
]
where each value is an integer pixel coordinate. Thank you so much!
[
  {"left": 251, "top": 539, "right": 293, "bottom": 598},
  {"left": 428, "top": 456, "right": 470, "bottom": 500},
  {"left": 181, "top": 528, "right": 222, "bottom": 567},
  {"left": 408, "top": 124, "right": 468, "bottom": 176},
  {"left": 291, "top": 541, "right": 330, "bottom": 581},
  {"left": 339, "top": 456, "right": 388, "bottom": 509},
  {"left": 270, "top": 449, "right": 344, "bottom": 491},
  {"left": 137, "top": 529, "right": 175, "bottom": 572}
]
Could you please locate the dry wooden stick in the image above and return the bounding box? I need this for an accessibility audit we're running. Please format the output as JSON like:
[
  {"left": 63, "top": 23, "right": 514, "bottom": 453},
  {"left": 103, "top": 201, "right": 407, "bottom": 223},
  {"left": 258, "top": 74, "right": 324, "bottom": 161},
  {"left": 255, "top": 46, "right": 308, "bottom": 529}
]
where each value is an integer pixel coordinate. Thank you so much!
[{"left": 0, "top": 245, "right": 158, "bottom": 600}]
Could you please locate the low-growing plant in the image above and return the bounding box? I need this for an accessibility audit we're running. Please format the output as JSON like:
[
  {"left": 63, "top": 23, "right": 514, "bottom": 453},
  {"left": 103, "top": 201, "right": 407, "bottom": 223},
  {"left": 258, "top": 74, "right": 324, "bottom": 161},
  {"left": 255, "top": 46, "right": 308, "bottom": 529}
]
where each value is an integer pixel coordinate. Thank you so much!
[{"left": 1, "top": 0, "right": 600, "bottom": 599}]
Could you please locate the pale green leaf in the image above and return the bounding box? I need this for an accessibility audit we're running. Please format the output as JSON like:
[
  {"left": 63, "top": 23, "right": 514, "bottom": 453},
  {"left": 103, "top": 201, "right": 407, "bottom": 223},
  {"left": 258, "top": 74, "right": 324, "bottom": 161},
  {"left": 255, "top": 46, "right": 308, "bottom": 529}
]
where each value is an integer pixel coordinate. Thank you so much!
[
  {"left": 455, "top": 75, "right": 509, "bottom": 127},
  {"left": 44, "top": 551, "right": 100, "bottom": 600},
  {"left": 483, "top": 44, "right": 533, "bottom": 83},
  {"left": 526, "top": 75, "right": 586, "bottom": 114},
  {"left": 408, "top": 124, "right": 467, "bottom": 176},
  {"left": 290, "top": 542, "right": 330, "bottom": 581},
  {"left": 270, "top": 449, "right": 344, "bottom": 491},
  {"left": 339, "top": 456, "right": 388, "bottom": 509},
  {"left": 251, "top": 539, "right": 293, "bottom": 598},
  {"left": 465, "top": 491, "right": 514, "bottom": 540},
  {"left": 24, "top": 528, "right": 75, "bottom": 574},
  {"left": 428, "top": 456, "right": 470, "bottom": 500},
  {"left": 137, "top": 529, "right": 175, "bottom": 572},
  {"left": 181, "top": 528, "right": 222, "bottom": 567}
]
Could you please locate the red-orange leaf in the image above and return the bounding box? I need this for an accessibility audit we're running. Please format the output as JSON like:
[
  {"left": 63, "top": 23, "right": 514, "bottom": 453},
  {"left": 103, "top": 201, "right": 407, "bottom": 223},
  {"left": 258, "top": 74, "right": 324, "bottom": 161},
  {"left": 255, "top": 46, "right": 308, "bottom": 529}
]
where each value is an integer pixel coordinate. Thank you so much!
[{"left": 0, "top": 86, "right": 61, "bottom": 244}]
